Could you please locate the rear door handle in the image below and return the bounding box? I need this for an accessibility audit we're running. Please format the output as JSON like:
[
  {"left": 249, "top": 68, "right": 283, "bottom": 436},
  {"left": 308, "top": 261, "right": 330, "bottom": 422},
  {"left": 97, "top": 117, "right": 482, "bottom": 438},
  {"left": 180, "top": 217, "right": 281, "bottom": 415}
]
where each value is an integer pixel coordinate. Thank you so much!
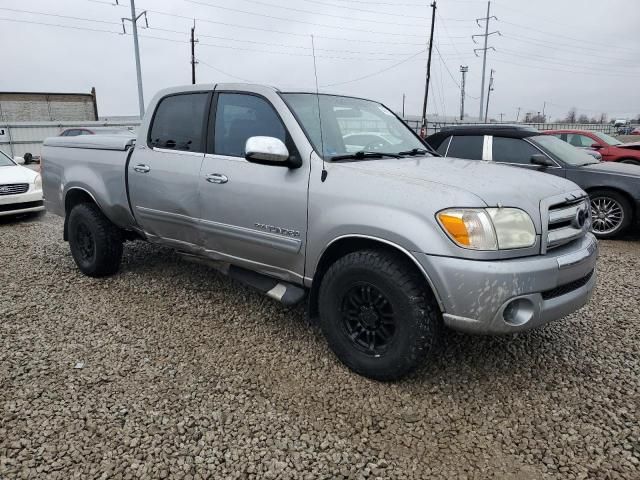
[
  {"left": 206, "top": 173, "right": 228, "bottom": 184},
  {"left": 134, "top": 164, "right": 150, "bottom": 173}
]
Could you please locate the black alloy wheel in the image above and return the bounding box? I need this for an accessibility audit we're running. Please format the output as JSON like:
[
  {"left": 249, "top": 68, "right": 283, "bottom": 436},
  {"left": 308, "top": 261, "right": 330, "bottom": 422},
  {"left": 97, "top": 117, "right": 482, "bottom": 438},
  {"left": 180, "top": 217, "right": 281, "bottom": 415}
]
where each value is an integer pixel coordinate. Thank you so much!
[{"left": 341, "top": 283, "right": 396, "bottom": 356}]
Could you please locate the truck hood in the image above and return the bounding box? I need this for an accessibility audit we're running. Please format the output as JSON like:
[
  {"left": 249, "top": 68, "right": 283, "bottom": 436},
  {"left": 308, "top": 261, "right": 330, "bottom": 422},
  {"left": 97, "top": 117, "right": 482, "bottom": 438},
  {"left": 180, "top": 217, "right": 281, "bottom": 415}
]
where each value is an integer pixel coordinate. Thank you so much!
[
  {"left": 337, "top": 155, "right": 580, "bottom": 207},
  {"left": 0, "top": 165, "right": 39, "bottom": 184}
]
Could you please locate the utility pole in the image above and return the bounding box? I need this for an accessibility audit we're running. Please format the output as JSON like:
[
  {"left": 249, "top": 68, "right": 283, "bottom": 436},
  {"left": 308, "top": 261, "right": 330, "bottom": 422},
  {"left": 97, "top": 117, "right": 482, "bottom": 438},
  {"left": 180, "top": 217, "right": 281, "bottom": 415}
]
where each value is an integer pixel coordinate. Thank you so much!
[
  {"left": 516, "top": 107, "right": 521, "bottom": 122},
  {"left": 191, "top": 20, "right": 198, "bottom": 84},
  {"left": 473, "top": 1, "right": 500, "bottom": 121},
  {"left": 420, "top": 1, "right": 437, "bottom": 134},
  {"left": 542, "top": 101, "right": 546, "bottom": 123},
  {"left": 121, "top": 0, "right": 148, "bottom": 118},
  {"left": 499, "top": 113, "right": 504, "bottom": 123},
  {"left": 484, "top": 69, "right": 494, "bottom": 122},
  {"left": 459, "top": 65, "right": 468, "bottom": 121},
  {"left": 402, "top": 93, "right": 406, "bottom": 118}
]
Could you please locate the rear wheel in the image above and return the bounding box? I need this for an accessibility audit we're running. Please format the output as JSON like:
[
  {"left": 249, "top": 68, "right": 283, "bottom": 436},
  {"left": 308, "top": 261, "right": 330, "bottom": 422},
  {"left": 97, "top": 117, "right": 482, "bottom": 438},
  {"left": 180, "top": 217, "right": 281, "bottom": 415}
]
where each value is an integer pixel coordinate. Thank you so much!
[
  {"left": 318, "top": 249, "right": 442, "bottom": 381},
  {"left": 589, "top": 190, "right": 632, "bottom": 239},
  {"left": 68, "top": 203, "right": 123, "bottom": 277}
]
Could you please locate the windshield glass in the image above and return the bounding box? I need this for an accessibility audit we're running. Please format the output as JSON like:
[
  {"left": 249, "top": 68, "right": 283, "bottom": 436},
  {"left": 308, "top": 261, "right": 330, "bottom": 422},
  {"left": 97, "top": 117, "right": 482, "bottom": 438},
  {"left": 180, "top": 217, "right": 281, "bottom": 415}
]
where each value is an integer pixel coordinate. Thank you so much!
[
  {"left": 281, "top": 93, "right": 428, "bottom": 159},
  {"left": 530, "top": 135, "right": 599, "bottom": 166},
  {"left": 0, "top": 150, "right": 15, "bottom": 167},
  {"left": 594, "top": 132, "right": 622, "bottom": 146}
]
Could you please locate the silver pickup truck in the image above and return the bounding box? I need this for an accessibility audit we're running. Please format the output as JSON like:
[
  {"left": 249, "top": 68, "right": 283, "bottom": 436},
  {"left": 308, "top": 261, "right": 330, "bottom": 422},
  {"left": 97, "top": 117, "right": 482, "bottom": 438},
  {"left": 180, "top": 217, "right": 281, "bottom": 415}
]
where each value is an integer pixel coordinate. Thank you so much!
[{"left": 42, "top": 84, "right": 597, "bottom": 380}]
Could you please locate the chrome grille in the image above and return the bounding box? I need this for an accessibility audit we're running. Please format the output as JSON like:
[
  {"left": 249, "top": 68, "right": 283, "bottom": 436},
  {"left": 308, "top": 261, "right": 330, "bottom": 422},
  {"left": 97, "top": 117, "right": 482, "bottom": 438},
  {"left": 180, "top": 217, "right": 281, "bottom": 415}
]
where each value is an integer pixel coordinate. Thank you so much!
[
  {"left": 0, "top": 183, "right": 29, "bottom": 196},
  {"left": 546, "top": 197, "right": 590, "bottom": 250}
]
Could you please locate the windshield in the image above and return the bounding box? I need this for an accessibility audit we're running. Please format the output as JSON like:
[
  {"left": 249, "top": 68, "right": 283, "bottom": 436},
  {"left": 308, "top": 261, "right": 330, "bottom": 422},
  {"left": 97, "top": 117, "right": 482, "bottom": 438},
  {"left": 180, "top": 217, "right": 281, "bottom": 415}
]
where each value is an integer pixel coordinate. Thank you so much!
[
  {"left": 530, "top": 135, "right": 599, "bottom": 166},
  {"left": 593, "top": 132, "right": 622, "bottom": 146},
  {"left": 0, "top": 150, "right": 15, "bottom": 167},
  {"left": 281, "top": 93, "right": 428, "bottom": 159}
]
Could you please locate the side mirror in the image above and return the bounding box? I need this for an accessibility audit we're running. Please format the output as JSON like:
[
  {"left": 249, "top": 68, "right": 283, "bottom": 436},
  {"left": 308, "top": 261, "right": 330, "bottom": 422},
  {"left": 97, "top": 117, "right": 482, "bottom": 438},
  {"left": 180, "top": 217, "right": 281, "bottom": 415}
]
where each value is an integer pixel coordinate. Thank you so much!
[
  {"left": 14, "top": 156, "right": 24, "bottom": 165},
  {"left": 245, "top": 136, "right": 290, "bottom": 165},
  {"left": 530, "top": 154, "right": 554, "bottom": 168},
  {"left": 590, "top": 143, "right": 603, "bottom": 149}
]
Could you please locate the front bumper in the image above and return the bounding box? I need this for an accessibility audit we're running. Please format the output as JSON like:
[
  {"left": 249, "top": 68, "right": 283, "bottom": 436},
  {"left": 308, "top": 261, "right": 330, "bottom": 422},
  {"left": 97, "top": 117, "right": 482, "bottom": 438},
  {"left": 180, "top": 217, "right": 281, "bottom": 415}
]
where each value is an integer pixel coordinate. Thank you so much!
[
  {"left": 415, "top": 233, "right": 598, "bottom": 334},
  {"left": 0, "top": 190, "right": 45, "bottom": 217}
]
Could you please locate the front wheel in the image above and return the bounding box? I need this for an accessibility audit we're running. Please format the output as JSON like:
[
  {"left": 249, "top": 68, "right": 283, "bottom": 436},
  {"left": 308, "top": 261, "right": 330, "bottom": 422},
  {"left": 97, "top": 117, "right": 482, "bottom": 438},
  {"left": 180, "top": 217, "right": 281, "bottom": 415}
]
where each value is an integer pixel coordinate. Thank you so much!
[
  {"left": 68, "top": 203, "right": 123, "bottom": 277},
  {"left": 589, "top": 190, "right": 632, "bottom": 239},
  {"left": 318, "top": 250, "right": 442, "bottom": 381}
]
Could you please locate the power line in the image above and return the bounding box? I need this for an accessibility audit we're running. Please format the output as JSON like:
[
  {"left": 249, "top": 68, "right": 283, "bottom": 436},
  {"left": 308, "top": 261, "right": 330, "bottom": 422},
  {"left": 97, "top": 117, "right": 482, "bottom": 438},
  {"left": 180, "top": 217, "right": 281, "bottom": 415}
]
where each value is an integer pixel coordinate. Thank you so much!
[
  {"left": 498, "top": 19, "right": 639, "bottom": 54},
  {"left": 320, "top": 50, "right": 426, "bottom": 87},
  {"left": 147, "top": 25, "right": 439, "bottom": 57},
  {"left": 89, "top": 0, "right": 444, "bottom": 45},
  {"left": 491, "top": 55, "right": 640, "bottom": 78},
  {"left": 500, "top": 32, "right": 636, "bottom": 62},
  {"left": 498, "top": 47, "right": 639, "bottom": 73},
  {"left": 197, "top": 58, "right": 254, "bottom": 82},
  {"left": 0, "top": 6, "right": 120, "bottom": 25},
  {"left": 196, "top": 0, "right": 429, "bottom": 28},
  {"left": 184, "top": 0, "right": 428, "bottom": 37}
]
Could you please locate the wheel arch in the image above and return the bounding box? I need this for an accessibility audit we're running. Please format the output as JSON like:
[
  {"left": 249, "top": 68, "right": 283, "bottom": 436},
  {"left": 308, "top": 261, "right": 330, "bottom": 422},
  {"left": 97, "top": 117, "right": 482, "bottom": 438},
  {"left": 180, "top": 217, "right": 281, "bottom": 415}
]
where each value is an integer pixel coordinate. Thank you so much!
[
  {"left": 307, "top": 235, "right": 444, "bottom": 320},
  {"left": 63, "top": 187, "right": 100, "bottom": 241}
]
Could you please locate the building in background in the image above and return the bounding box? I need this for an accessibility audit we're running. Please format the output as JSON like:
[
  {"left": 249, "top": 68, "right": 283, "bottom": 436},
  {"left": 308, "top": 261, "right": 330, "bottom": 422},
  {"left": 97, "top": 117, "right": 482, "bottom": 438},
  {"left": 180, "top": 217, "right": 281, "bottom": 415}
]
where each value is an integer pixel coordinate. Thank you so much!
[
  {"left": 0, "top": 88, "right": 139, "bottom": 159},
  {"left": 0, "top": 88, "right": 98, "bottom": 122}
]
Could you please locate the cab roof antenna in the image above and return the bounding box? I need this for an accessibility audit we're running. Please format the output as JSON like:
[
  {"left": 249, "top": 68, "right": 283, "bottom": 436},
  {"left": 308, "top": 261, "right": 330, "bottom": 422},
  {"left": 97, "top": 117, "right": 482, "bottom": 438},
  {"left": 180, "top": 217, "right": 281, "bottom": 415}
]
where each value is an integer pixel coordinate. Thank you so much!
[{"left": 311, "top": 35, "right": 327, "bottom": 182}]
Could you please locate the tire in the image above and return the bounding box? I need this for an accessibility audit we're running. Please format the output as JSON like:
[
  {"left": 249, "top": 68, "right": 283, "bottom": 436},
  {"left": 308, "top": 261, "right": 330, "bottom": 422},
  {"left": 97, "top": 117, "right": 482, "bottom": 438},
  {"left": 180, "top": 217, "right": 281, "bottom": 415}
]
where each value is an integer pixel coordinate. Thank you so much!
[
  {"left": 589, "top": 189, "right": 633, "bottom": 239},
  {"left": 68, "top": 203, "right": 123, "bottom": 277},
  {"left": 619, "top": 158, "right": 640, "bottom": 166},
  {"left": 318, "top": 249, "right": 442, "bottom": 381}
]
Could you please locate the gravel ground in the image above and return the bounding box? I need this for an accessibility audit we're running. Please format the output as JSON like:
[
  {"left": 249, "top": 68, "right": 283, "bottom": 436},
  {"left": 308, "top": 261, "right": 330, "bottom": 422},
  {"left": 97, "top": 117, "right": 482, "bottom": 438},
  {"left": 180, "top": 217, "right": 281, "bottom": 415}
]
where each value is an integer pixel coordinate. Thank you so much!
[{"left": 1, "top": 213, "right": 638, "bottom": 479}]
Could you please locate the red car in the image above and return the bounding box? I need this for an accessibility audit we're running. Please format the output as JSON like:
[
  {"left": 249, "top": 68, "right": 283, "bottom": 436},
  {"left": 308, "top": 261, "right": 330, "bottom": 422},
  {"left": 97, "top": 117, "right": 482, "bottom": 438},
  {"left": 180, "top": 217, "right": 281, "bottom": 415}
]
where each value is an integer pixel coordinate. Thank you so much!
[{"left": 545, "top": 129, "right": 640, "bottom": 165}]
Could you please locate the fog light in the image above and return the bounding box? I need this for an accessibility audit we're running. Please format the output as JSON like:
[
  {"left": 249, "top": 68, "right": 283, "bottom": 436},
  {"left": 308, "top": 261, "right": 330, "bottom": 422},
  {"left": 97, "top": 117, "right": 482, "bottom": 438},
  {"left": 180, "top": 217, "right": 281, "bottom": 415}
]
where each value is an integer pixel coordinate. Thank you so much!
[{"left": 502, "top": 298, "right": 535, "bottom": 326}]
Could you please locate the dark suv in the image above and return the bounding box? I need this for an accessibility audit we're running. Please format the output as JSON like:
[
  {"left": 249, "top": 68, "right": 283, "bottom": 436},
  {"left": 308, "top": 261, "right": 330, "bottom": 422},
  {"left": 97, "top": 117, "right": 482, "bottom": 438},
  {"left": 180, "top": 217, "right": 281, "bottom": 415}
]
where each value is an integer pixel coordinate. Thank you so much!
[{"left": 426, "top": 125, "right": 640, "bottom": 238}]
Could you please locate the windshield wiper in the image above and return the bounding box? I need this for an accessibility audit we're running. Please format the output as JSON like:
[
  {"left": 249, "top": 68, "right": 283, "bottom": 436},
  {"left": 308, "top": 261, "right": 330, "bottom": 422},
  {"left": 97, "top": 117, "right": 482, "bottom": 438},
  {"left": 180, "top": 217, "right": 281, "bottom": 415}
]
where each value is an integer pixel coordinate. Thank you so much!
[
  {"left": 397, "top": 147, "right": 433, "bottom": 156},
  {"left": 330, "top": 151, "right": 402, "bottom": 161}
]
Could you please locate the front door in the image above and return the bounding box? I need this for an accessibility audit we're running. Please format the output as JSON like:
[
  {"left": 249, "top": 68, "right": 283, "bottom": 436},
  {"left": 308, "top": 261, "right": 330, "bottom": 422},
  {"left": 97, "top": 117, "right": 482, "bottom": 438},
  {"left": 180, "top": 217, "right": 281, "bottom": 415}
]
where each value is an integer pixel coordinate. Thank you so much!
[
  {"left": 128, "top": 91, "right": 210, "bottom": 247},
  {"left": 198, "top": 92, "right": 310, "bottom": 283},
  {"left": 491, "top": 136, "right": 566, "bottom": 179}
]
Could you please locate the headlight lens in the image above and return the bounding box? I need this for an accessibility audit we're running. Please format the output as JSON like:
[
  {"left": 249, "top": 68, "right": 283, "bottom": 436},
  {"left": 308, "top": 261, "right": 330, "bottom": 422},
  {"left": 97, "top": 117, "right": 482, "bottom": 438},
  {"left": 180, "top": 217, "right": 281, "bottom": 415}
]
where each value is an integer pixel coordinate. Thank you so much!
[
  {"left": 437, "top": 208, "right": 536, "bottom": 250},
  {"left": 486, "top": 208, "right": 536, "bottom": 249},
  {"left": 437, "top": 209, "right": 497, "bottom": 250},
  {"left": 34, "top": 174, "right": 42, "bottom": 191}
]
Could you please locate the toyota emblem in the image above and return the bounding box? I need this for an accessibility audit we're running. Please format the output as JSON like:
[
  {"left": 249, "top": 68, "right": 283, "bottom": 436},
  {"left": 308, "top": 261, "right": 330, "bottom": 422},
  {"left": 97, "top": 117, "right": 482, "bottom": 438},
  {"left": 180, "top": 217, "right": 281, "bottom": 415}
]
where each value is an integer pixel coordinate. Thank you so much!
[{"left": 574, "top": 208, "right": 587, "bottom": 228}]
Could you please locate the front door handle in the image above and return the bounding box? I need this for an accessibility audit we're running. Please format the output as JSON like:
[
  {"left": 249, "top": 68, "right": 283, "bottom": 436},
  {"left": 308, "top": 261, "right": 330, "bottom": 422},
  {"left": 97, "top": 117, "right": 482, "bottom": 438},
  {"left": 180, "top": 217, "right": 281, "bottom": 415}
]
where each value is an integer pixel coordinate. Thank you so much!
[
  {"left": 206, "top": 173, "right": 228, "bottom": 184},
  {"left": 134, "top": 164, "right": 150, "bottom": 173}
]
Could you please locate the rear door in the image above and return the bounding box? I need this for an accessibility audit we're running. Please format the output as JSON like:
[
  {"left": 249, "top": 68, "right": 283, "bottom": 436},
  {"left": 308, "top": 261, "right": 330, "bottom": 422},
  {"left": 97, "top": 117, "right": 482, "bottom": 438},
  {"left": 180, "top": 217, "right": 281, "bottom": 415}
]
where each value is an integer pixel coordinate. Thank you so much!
[
  {"left": 197, "top": 91, "right": 310, "bottom": 282},
  {"left": 128, "top": 91, "right": 211, "bottom": 247}
]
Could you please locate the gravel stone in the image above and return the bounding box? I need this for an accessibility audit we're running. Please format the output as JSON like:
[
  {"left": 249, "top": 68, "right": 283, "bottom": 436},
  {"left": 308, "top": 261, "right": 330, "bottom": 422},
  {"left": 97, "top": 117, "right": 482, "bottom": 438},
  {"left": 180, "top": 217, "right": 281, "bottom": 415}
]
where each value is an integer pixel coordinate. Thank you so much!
[{"left": 0, "top": 213, "right": 639, "bottom": 479}]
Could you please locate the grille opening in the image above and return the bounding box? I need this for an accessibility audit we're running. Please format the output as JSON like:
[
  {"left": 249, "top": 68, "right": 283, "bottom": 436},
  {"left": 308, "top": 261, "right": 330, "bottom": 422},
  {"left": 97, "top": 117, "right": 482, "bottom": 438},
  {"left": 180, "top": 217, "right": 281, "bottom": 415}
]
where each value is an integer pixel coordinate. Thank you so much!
[
  {"left": 0, "top": 183, "right": 29, "bottom": 196},
  {"left": 541, "top": 269, "right": 594, "bottom": 300}
]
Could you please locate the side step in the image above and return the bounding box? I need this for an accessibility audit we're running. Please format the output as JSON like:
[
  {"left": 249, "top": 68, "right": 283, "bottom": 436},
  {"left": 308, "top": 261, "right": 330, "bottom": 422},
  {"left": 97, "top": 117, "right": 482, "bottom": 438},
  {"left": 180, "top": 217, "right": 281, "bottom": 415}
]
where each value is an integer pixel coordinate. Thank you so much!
[{"left": 178, "top": 252, "right": 307, "bottom": 306}]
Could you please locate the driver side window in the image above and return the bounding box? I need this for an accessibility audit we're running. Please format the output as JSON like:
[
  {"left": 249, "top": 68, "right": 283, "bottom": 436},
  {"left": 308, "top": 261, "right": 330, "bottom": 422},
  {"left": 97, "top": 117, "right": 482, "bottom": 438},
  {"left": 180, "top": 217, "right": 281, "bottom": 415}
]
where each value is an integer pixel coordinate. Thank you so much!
[{"left": 213, "top": 93, "right": 287, "bottom": 157}]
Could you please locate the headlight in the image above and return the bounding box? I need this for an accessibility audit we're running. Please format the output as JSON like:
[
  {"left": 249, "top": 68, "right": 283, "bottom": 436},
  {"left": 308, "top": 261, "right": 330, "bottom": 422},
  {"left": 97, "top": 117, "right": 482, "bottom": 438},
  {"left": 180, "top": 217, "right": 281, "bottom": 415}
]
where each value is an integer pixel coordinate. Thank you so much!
[
  {"left": 437, "top": 208, "right": 535, "bottom": 250},
  {"left": 34, "top": 174, "right": 42, "bottom": 191}
]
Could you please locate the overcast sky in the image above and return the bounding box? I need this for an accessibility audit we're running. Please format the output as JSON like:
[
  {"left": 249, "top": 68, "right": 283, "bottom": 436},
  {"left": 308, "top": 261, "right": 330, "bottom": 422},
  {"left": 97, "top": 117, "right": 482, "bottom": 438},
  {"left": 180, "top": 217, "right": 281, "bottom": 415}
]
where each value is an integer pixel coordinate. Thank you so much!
[{"left": 2, "top": 0, "right": 638, "bottom": 121}]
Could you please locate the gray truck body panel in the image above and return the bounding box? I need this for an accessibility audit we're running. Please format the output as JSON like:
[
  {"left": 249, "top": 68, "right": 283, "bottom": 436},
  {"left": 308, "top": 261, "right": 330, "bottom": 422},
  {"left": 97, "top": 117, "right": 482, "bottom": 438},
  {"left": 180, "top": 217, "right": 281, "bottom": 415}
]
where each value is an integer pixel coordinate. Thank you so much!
[{"left": 42, "top": 83, "right": 597, "bottom": 334}]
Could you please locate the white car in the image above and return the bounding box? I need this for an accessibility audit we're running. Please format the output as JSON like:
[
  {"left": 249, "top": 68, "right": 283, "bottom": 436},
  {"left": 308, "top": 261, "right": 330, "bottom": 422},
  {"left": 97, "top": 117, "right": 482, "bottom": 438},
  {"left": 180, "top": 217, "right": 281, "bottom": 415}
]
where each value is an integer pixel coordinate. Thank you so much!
[{"left": 0, "top": 150, "right": 44, "bottom": 217}]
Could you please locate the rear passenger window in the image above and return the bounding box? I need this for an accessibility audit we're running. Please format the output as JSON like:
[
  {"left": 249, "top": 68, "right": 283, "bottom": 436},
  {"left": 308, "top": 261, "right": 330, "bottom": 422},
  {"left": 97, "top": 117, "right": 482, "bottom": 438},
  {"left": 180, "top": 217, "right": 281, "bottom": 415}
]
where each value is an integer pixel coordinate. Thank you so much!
[
  {"left": 446, "top": 135, "right": 484, "bottom": 160},
  {"left": 149, "top": 93, "right": 208, "bottom": 152},
  {"left": 214, "top": 93, "right": 287, "bottom": 157}
]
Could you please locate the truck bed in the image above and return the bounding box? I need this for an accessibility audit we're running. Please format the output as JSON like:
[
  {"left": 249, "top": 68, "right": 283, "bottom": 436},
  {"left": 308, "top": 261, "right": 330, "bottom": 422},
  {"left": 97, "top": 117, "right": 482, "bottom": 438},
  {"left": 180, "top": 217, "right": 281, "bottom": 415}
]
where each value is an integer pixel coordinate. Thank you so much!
[{"left": 42, "top": 134, "right": 137, "bottom": 229}]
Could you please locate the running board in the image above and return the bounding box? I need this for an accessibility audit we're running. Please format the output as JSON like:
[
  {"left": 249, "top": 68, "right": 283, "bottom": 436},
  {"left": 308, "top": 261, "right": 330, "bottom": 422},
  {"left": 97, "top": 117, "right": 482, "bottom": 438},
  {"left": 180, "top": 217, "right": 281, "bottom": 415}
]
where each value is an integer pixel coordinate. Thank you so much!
[{"left": 178, "top": 252, "right": 307, "bottom": 306}]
